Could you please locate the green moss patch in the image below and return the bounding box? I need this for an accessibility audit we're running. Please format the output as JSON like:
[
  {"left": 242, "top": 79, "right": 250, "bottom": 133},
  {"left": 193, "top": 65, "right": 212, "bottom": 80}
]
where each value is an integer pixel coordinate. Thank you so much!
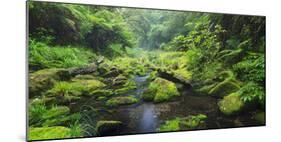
[
  {"left": 218, "top": 93, "right": 244, "bottom": 115},
  {"left": 106, "top": 96, "right": 139, "bottom": 107},
  {"left": 142, "top": 77, "right": 180, "bottom": 103},
  {"left": 29, "top": 126, "right": 71, "bottom": 140},
  {"left": 158, "top": 114, "right": 207, "bottom": 132}
]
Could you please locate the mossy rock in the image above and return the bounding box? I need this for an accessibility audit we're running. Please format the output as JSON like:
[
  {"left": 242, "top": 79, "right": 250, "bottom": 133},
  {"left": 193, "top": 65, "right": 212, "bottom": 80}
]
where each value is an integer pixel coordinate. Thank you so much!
[
  {"left": 96, "top": 120, "right": 122, "bottom": 135},
  {"left": 106, "top": 96, "right": 139, "bottom": 107},
  {"left": 29, "top": 68, "right": 71, "bottom": 98},
  {"left": 218, "top": 93, "right": 244, "bottom": 115},
  {"left": 142, "top": 77, "right": 180, "bottom": 103},
  {"left": 90, "top": 89, "right": 114, "bottom": 97},
  {"left": 73, "top": 79, "right": 106, "bottom": 90},
  {"left": 158, "top": 114, "right": 207, "bottom": 132},
  {"left": 46, "top": 79, "right": 106, "bottom": 103},
  {"left": 172, "top": 68, "right": 192, "bottom": 83},
  {"left": 28, "top": 126, "right": 71, "bottom": 141},
  {"left": 208, "top": 78, "right": 240, "bottom": 98},
  {"left": 112, "top": 75, "right": 127, "bottom": 86},
  {"left": 114, "top": 79, "right": 137, "bottom": 95},
  {"left": 73, "top": 74, "right": 96, "bottom": 80}
]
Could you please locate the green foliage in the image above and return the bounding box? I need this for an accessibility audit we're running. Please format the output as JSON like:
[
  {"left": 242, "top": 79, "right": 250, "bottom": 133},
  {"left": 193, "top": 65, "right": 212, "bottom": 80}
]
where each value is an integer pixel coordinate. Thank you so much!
[
  {"left": 28, "top": 2, "right": 266, "bottom": 138},
  {"left": 29, "top": 2, "right": 82, "bottom": 45},
  {"left": 237, "top": 82, "right": 265, "bottom": 104},
  {"left": 69, "top": 121, "right": 83, "bottom": 137},
  {"left": 233, "top": 53, "right": 265, "bottom": 84},
  {"left": 29, "top": 1, "right": 135, "bottom": 54},
  {"left": 29, "top": 99, "right": 48, "bottom": 125},
  {"left": 29, "top": 40, "right": 95, "bottom": 70}
]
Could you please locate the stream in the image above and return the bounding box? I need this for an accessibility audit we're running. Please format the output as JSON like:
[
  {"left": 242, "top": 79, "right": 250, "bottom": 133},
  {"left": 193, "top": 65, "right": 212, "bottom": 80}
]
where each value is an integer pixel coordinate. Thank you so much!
[{"left": 71, "top": 74, "right": 262, "bottom": 136}]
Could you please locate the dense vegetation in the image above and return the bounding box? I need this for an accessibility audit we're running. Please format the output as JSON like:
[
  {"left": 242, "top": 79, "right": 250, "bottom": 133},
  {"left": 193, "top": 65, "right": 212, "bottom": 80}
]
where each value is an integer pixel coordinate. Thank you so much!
[{"left": 28, "top": 1, "right": 265, "bottom": 141}]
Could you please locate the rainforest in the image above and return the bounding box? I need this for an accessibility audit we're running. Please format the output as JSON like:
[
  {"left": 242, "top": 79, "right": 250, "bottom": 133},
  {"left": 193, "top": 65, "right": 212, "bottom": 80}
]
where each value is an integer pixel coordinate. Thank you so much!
[{"left": 27, "top": 1, "right": 265, "bottom": 141}]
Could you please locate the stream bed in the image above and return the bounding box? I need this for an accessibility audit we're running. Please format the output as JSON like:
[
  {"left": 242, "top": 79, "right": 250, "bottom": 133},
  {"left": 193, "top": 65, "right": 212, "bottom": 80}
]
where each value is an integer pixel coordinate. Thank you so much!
[{"left": 70, "top": 74, "right": 262, "bottom": 136}]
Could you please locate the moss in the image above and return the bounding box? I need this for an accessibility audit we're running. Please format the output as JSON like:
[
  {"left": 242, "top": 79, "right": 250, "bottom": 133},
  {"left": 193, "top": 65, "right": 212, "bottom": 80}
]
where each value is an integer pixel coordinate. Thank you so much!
[
  {"left": 218, "top": 93, "right": 244, "bottom": 115},
  {"left": 95, "top": 120, "right": 122, "bottom": 135},
  {"left": 142, "top": 89, "right": 155, "bottom": 101},
  {"left": 158, "top": 118, "right": 181, "bottom": 132},
  {"left": 28, "top": 126, "right": 71, "bottom": 140},
  {"left": 172, "top": 68, "right": 192, "bottom": 82},
  {"left": 46, "top": 79, "right": 106, "bottom": 103},
  {"left": 106, "top": 96, "right": 139, "bottom": 107},
  {"left": 114, "top": 79, "right": 137, "bottom": 95},
  {"left": 180, "top": 114, "right": 207, "bottom": 128},
  {"left": 208, "top": 78, "right": 240, "bottom": 97},
  {"left": 158, "top": 114, "right": 207, "bottom": 132},
  {"left": 90, "top": 89, "right": 114, "bottom": 97},
  {"left": 73, "top": 74, "right": 96, "bottom": 80},
  {"left": 142, "top": 77, "right": 180, "bottom": 103},
  {"left": 74, "top": 79, "right": 106, "bottom": 90},
  {"left": 148, "top": 71, "right": 158, "bottom": 81},
  {"left": 29, "top": 68, "right": 71, "bottom": 98}
]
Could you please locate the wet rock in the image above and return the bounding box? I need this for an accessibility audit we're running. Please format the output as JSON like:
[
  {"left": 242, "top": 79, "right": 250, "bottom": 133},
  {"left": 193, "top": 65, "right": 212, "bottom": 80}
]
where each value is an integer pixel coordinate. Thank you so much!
[{"left": 96, "top": 120, "right": 122, "bottom": 134}]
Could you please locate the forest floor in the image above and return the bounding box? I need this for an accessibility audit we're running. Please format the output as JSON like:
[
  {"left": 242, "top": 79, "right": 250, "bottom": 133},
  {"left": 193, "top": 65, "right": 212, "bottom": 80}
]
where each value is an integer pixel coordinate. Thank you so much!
[{"left": 28, "top": 48, "right": 265, "bottom": 140}]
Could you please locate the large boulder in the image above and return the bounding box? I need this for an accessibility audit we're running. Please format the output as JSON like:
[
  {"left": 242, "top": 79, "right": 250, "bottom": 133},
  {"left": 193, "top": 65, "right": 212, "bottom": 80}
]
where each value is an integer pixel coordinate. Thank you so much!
[
  {"left": 95, "top": 120, "right": 122, "bottom": 135},
  {"left": 29, "top": 68, "right": 71, "bottom": 98},
  {"left": 142, "top": 77, "right": 180, "bottom": 103},
  {"left": 218, "top": 93, "right": 244, "bottom": 115}
]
